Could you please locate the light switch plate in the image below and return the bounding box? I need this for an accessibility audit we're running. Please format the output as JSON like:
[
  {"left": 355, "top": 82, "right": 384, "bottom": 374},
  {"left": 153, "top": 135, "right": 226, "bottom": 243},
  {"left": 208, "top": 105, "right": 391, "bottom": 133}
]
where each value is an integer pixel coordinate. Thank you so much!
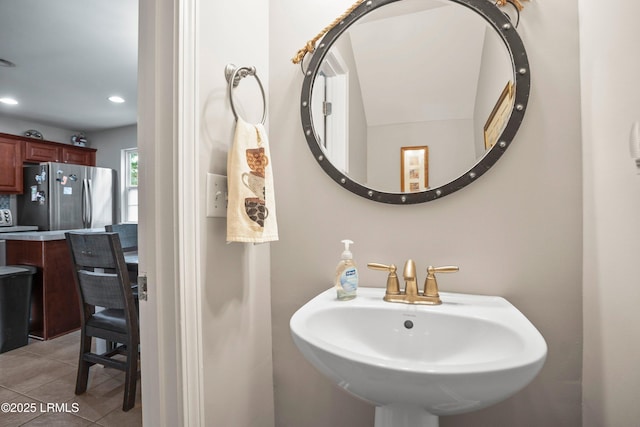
[{"left": 206, "top": 173, "right": 228, "bottom": 218}]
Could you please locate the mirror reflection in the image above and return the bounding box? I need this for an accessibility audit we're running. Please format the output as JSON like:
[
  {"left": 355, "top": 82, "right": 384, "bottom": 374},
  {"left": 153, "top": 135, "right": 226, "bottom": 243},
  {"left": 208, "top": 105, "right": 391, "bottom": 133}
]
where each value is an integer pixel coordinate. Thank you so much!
[{"left": 310, "top": 0, "right": 514, "bottom": 193}]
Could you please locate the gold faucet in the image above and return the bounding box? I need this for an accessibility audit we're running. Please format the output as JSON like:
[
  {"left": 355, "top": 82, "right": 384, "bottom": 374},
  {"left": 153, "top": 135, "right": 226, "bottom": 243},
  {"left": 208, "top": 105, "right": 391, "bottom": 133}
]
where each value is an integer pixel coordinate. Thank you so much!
[
  {"left": 367, "top": 260, "right": 459, "bottom": 305},
  {"left": 366, "top": 263, "right": 400, "bottom": 297}
]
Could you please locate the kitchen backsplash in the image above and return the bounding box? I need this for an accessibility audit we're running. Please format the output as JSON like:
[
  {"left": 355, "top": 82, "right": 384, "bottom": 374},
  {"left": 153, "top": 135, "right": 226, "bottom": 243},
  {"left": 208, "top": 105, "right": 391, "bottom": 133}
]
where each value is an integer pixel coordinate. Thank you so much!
[{"left": 0, "top": 195, "right": 9, "bottom": 210}]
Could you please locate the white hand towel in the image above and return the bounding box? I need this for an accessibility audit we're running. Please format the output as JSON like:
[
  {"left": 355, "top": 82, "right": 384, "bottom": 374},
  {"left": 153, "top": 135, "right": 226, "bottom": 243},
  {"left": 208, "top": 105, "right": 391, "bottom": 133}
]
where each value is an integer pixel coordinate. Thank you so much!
[{"left": 227, "top": 117, "right": 279, "bottom": 243}]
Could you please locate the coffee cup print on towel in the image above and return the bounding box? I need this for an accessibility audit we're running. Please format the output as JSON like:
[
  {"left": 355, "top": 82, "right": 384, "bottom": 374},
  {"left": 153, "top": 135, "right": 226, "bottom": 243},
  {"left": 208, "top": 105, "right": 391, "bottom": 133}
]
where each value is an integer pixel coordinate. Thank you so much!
[
  {"left": 244, "top": 197, "right": 269, "bottom": 227},
  {"left": 246, "top": 147, "right": 269, "bottom": 176},
  {"left": 242, "top": 171, "right": 266, "bottom": 199}
]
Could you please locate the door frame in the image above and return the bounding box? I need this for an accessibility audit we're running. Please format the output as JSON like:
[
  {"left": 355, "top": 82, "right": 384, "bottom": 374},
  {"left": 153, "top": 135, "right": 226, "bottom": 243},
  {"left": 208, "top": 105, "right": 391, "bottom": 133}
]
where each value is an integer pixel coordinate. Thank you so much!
[{"left": 138, "top": 0, "right": 204, "bottom": 425}]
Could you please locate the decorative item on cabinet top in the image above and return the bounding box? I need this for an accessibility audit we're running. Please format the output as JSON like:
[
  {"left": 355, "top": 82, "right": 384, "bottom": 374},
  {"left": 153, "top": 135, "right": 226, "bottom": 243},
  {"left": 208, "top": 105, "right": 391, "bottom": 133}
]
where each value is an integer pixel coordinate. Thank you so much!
[
  {"left": 24, "top": 129, "right": 43, "bottom": 139},
  {"left": 71, "top": 132, "right": 88, "bottom": 147}
]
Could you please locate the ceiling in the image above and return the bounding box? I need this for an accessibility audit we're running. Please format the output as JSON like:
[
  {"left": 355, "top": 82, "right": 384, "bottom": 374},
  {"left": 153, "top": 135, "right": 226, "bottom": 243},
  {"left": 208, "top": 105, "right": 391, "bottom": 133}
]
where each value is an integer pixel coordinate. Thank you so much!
[
  {"left": 349, "top": 3, "right": 489, "bottom": 126},
  {"left": 0, "top": 0, "right": 138, "bottom": 132}
]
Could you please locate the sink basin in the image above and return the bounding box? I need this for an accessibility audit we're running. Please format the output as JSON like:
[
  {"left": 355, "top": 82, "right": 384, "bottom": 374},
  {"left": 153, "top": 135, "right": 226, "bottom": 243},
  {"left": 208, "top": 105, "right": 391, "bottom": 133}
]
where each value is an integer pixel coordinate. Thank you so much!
[{"left": 290, "top": 287, "right": 547, "bottom": 427}]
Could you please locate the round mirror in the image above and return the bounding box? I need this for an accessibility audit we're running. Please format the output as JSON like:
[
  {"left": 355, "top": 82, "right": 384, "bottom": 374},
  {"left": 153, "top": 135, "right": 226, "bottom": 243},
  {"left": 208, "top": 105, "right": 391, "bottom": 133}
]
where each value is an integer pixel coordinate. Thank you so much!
[{"left": 300, "top": 0, "right": 529, "bottom": 204}]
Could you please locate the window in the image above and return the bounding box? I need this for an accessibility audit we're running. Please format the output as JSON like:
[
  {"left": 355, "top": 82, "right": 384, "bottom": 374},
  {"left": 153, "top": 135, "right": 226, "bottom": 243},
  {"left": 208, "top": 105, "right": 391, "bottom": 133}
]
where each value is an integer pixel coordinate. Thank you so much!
[{"left": 122, "top": 148, "right": 138, "bottom": 222}]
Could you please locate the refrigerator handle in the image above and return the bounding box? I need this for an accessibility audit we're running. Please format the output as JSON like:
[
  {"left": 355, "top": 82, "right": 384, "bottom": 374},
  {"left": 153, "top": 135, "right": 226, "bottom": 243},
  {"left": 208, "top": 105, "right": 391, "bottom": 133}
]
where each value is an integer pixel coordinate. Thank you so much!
[
  {"left": 86, "top": 179, "right": 93, "bottom": 228},
  {"left": 81, "top": 179, "right": 87, "bottom": 228}
]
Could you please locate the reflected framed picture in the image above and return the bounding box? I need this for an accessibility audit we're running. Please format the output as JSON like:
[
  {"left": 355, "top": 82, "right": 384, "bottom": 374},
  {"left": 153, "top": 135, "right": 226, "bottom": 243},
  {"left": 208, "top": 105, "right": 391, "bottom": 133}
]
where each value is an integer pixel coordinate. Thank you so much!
[
  {"left": 484, "top": 81, "right": 514, "bottom": 150},
  {"left": 400, "top": 146, "right": 429, "bottom": 192}
]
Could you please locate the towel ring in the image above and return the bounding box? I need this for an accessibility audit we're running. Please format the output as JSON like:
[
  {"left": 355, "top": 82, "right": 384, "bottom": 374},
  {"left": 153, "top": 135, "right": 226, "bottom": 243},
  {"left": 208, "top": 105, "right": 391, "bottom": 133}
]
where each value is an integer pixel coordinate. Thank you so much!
[{"left": 225, "top": 63, "right": 267, "bottom": 125}]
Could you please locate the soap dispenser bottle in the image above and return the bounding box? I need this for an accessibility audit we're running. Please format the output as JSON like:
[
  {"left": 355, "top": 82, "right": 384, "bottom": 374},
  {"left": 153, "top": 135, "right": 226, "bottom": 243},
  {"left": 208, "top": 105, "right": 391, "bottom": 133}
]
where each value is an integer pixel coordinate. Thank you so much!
[{"left": 335, "top": 239, "right": 358, "bottom": 300}]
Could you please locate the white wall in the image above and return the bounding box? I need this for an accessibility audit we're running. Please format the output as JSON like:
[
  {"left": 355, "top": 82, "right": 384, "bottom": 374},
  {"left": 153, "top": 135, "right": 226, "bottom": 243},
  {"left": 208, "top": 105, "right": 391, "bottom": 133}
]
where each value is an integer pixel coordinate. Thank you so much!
[
  {"left": 86, "top": 124, "right": 137, "bottom": 224},
  {"left": 0, "top": 115, "right": 77, "bottom": 143},
  {"left": 270, "top": 1, "right": 582, "bottom": 426},
  {"left": 367, "top": 119, "right": 475, "bottom": 191},
  {"left": 196, "top": 0, "right": 275, "bottom": 426},
  {"left": 579, "top": 1, "right": 640, "bottom": 425},
  {"left": 87, "top": 124, "right": 137, "bottom": 170}
]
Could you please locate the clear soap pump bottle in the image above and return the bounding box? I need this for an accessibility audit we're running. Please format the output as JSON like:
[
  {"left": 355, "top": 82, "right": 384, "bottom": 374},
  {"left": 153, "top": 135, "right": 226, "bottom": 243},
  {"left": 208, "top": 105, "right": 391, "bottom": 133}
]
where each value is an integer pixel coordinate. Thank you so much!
[{"left": 335, "top": 239, "right": 358, "bottom": 300}]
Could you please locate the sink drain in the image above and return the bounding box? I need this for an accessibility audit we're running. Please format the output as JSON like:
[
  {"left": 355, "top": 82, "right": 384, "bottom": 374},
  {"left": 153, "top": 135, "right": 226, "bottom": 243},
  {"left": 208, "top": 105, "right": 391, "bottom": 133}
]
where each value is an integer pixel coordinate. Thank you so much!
[{"left": 404, "top": 320, "right": 414, "bottom": 329}]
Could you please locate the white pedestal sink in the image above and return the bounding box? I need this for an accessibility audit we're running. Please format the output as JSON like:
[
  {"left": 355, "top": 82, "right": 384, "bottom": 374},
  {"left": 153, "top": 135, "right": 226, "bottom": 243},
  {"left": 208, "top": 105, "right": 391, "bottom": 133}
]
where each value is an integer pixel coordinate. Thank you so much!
[{"left": 290, "top": 287, "right": 547, "bottom": 427}]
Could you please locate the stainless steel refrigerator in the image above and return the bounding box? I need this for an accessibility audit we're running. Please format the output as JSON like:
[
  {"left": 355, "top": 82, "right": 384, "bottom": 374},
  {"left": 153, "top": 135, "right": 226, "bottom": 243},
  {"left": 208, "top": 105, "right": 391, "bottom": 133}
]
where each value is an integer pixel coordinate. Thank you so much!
[{"left": 18, "top": 163, "right": 117, "bottom": 231}]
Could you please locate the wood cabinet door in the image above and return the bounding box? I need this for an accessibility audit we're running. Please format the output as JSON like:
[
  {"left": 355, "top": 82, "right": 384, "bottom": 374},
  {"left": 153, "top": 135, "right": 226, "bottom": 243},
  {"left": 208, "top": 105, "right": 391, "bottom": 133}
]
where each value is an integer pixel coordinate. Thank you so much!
[
  {"left": 24, "top": 140, "right": 61, "bottom": 162},
  {"left": 0, "top": 137, "right": 23, "bottom": 193},
  {"left": 61, "top": 146, "right": 96, "bottom": 166}
]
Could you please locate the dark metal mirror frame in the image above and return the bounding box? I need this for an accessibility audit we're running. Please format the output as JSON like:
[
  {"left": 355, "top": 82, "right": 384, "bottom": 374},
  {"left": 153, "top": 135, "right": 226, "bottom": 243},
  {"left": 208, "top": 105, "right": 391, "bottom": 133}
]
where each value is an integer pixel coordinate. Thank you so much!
[{"left": 300, "top": 0, "right": 530, "bottom": 204}]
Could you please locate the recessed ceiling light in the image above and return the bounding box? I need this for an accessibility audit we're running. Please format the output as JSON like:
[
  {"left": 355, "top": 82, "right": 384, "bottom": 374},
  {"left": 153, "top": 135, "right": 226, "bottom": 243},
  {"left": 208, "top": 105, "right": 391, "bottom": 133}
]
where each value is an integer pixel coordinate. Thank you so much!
[
  {"left": 0, "top": 97, "right": 18, "bottom": 105},
  {"left": 108, "top": 95, "right": 125, "bottom": 103}
]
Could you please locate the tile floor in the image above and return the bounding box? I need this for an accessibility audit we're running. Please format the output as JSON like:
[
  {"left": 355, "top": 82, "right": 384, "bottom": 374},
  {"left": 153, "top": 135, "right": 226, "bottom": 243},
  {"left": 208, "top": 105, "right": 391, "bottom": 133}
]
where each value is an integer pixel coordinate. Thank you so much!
[{"left": 0, "top": 331, "right": 142, "bottom": 427}]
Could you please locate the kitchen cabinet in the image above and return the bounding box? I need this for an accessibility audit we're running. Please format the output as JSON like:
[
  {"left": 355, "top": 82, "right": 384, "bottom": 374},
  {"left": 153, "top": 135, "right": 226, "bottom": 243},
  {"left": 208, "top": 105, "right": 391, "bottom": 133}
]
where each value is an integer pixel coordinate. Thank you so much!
[
  {"left": 6, "top": 238, "right": 80, "bottom": 340},
  {"left": 61, "top": 145, "right": 95, "bottom": 166},
  {"left": 0, "top": 136, "right": 23, "bottom": 193},
  {"left": 24, "top": 140, "right": 97, "bottom": 165},
  {"left": 0, "top": 132, "right": 97, "bottom": 194},
  {"left": 24, "top": 140, "right": 60, "bottom": 162}
]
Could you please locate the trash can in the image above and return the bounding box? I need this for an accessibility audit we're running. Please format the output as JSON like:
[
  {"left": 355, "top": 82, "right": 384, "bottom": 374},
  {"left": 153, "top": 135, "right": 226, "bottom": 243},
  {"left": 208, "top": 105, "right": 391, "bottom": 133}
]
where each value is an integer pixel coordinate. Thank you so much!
[{"left": 0, "top": 265, "right": 36, "bottom": 353}]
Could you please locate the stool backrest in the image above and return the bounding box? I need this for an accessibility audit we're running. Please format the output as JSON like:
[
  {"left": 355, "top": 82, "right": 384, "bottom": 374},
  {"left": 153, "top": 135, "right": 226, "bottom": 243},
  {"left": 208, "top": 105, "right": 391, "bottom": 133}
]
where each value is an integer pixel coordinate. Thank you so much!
[
  {"left": 105, "top": 223, "right": 138, "bottom": 252},
  {"left": 66, "top": 232, "right": 136, "bottom": 316}
]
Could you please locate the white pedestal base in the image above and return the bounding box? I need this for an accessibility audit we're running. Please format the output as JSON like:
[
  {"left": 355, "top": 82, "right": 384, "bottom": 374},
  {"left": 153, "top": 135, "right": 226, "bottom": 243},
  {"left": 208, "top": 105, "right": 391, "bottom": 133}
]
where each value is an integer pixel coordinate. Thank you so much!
[{"left": 374, "top": 405, "right": 439, "bottom": 427}]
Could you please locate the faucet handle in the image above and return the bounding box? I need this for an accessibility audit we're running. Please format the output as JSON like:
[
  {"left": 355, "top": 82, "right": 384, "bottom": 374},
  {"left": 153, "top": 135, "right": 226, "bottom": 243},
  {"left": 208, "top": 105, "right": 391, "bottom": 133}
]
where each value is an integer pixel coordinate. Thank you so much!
[
  {"left": 429, "top": 266, "right": 459, "bottom": 274},
  {"left": 367, "top": 262, "right": 395, "bottom": 271},
  {"left": 367, "top": 263, "right": 400, "bottom": 295},
  {"left": 423, "top": 265, "right": 459, "bottom": 299}
]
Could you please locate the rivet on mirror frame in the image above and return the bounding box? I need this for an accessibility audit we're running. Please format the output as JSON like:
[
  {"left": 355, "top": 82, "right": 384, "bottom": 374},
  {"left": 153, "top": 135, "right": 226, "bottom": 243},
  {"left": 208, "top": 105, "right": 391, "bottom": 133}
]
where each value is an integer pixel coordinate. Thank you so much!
[
  {"left": 318, "top": 155, "right": 324, "bottom": 161},
  {"left": 516, "top": 104, "right": 524, "bottom": 111},
  {"left": 319, "top": 43, "right": 325, "bottom": 49},
  {"left": 436, "top": 190, "right": 442, "bottom": 197},
  {"left": 302, "top": 101, "right": 308, "bottom": 107},
  {"left": 518, "top": 68, "right": 527, "bottom": 75},
  {"left": 401, "top": 196, "right": 407, "bottom": 203},
  {"left": 306, "top": 70, "right": 312, "bottom": 76},
  {"left": 368, "top": 191, "right": 374, "bottom": 197},
  {"left": 340, "top": 177, "right": 347, "bottom": 184},
  {"left": 499, "top": 141, "right": 508, "bottom": 148},
  {"left": 306, "top": 129, "right": 312, "bottom": 136},
  {"left": 366, "top": 1, "right": 373, "bottom": 6},
  {"left": 502, "top": 23, "right": 512, "bottom": 30},
  {"left": 469, "top": 172, "right": 477, "bottom": 179}
]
